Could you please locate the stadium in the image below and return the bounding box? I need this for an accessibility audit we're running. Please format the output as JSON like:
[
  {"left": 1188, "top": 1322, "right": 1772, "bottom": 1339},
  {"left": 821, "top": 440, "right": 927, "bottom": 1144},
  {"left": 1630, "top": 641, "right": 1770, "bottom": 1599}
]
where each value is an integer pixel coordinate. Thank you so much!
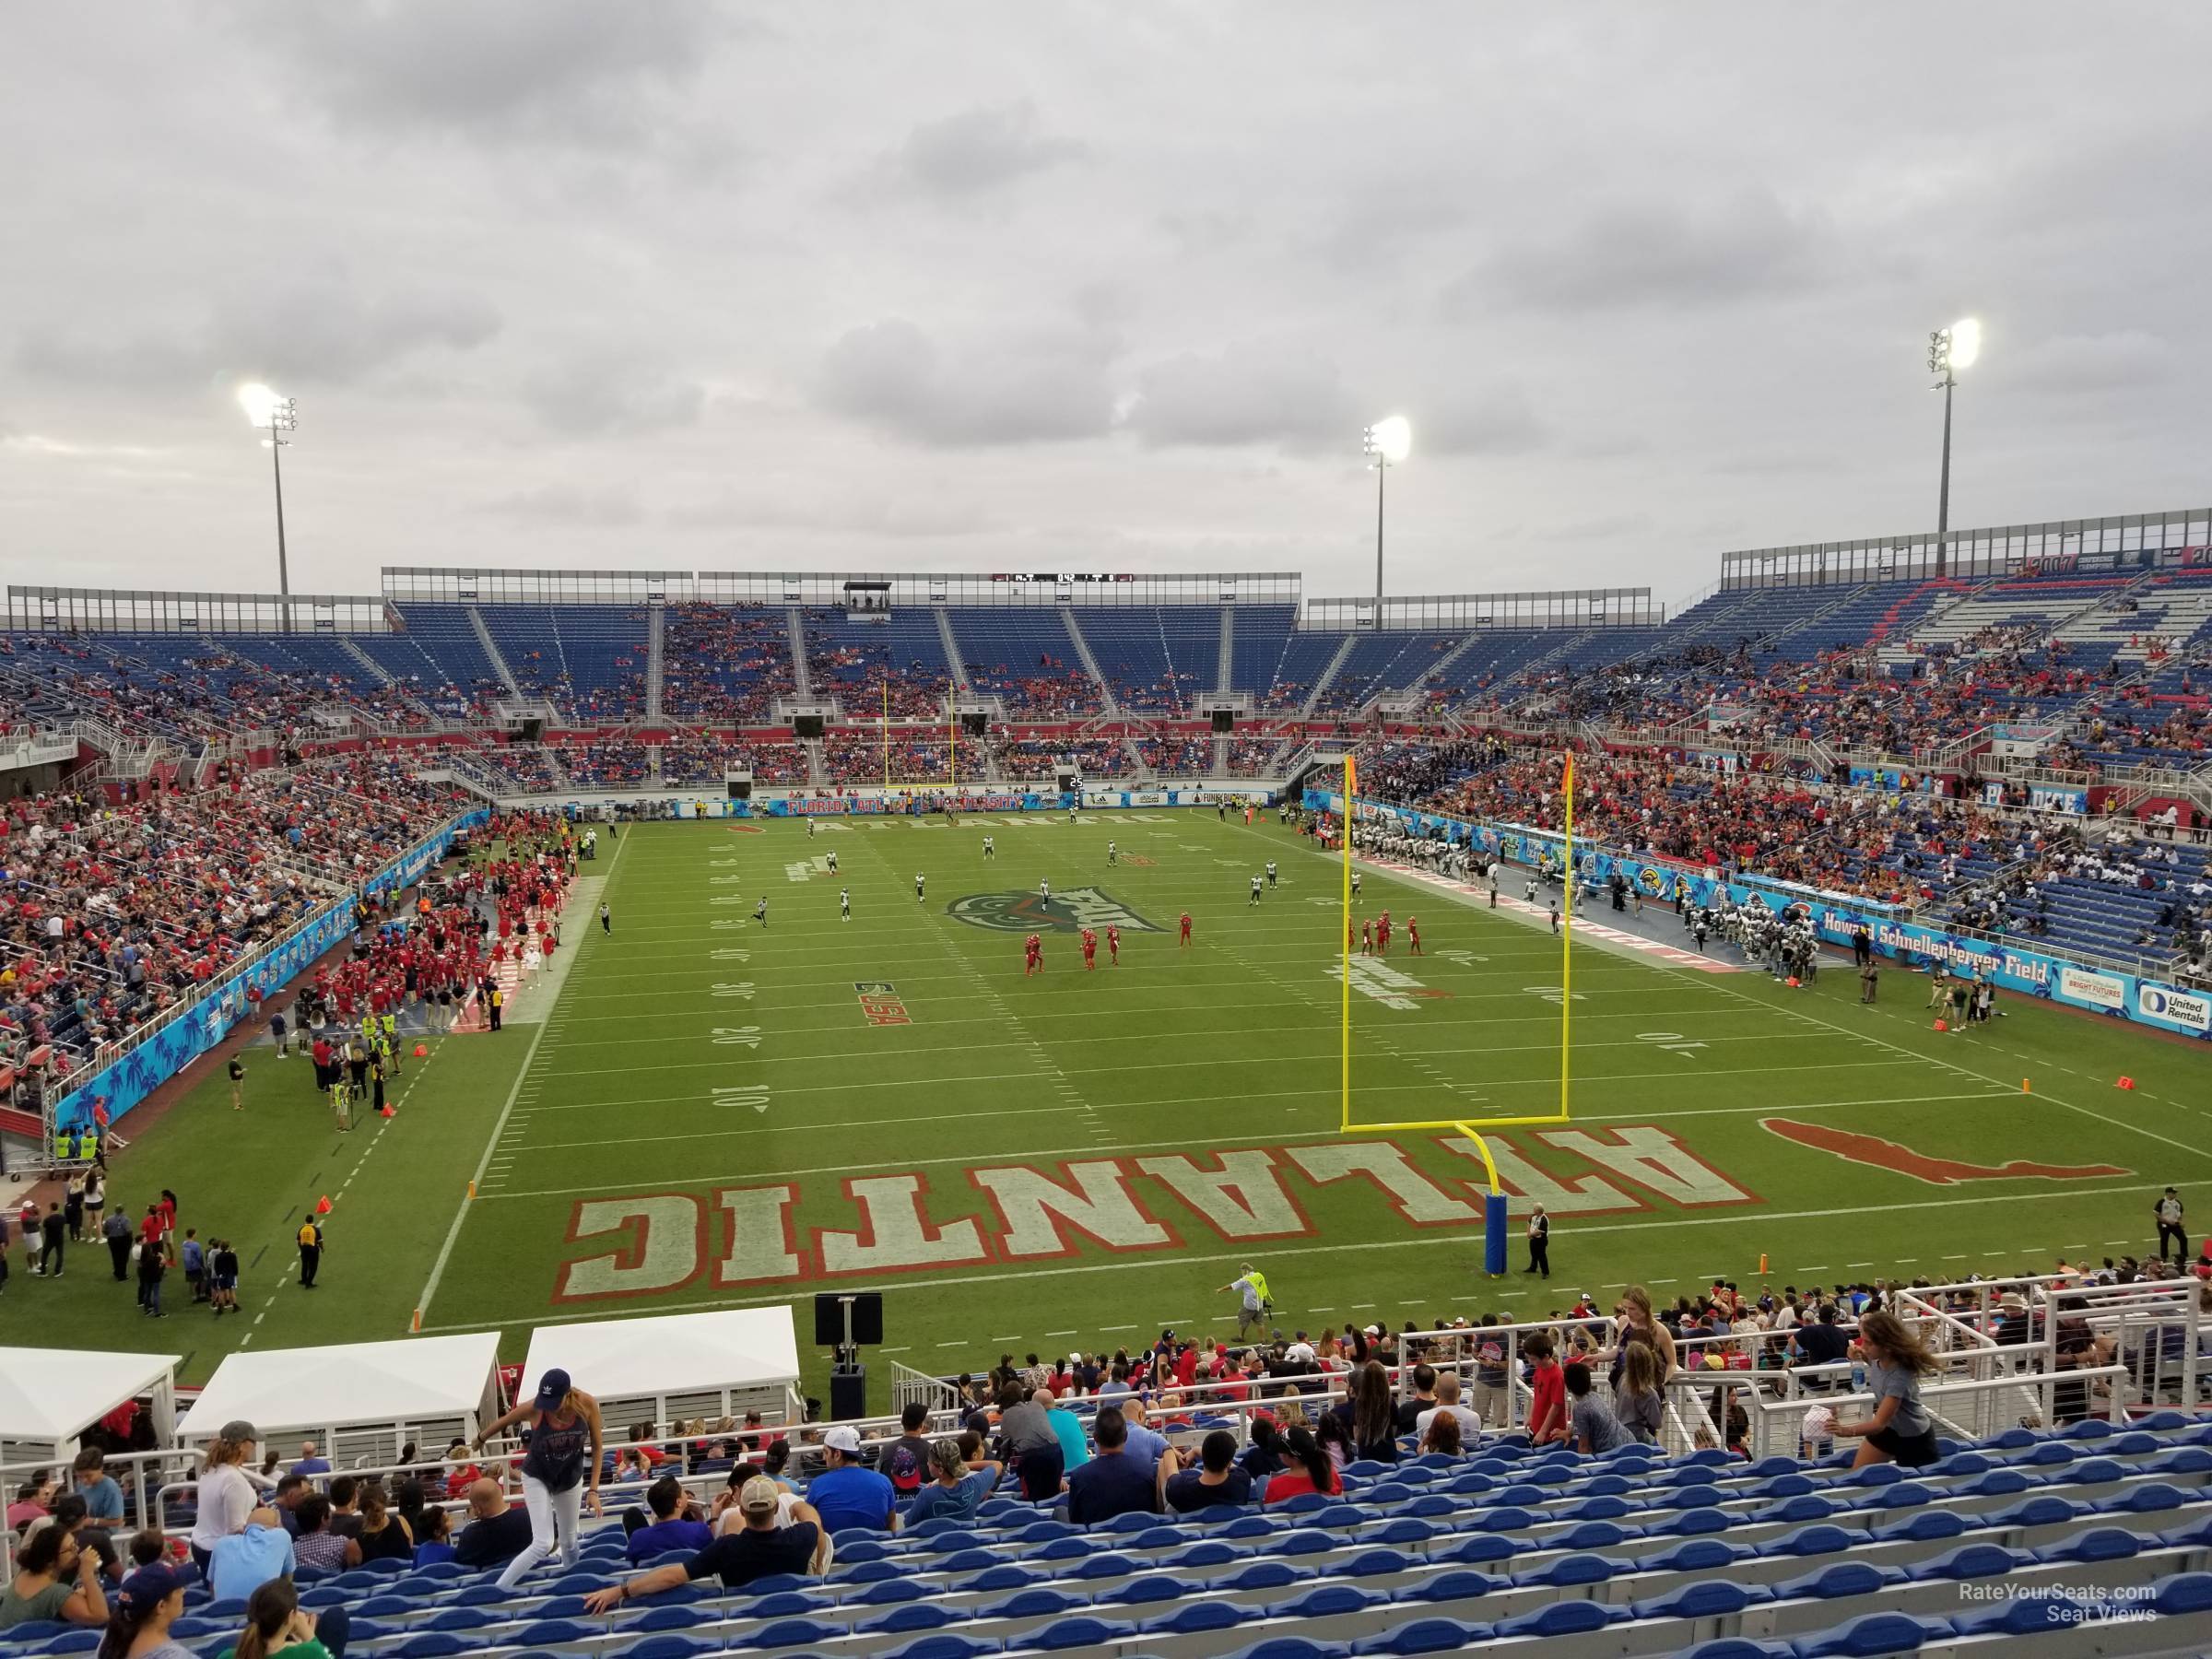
[{"left": 6, "top": 8, "right": 2212, "bottom": 1659}]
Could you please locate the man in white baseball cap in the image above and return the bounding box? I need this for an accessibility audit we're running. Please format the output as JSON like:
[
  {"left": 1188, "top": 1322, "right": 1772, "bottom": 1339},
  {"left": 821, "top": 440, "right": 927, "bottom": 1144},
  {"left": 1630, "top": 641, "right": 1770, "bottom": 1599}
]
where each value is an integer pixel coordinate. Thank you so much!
[{"left": 807, "top": 1426, "right": 898, "bottom": 1535}]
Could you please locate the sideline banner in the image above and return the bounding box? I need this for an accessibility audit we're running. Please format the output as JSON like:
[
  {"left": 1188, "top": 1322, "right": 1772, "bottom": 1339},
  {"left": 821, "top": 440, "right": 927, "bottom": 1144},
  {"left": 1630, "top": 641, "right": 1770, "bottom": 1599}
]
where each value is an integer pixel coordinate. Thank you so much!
[
  {"left": 49, "top": 809, "right": 489, "bottom": 1130},
  {"left": 1308, "top": 789, "right": 2210, "bottom": 1042}
]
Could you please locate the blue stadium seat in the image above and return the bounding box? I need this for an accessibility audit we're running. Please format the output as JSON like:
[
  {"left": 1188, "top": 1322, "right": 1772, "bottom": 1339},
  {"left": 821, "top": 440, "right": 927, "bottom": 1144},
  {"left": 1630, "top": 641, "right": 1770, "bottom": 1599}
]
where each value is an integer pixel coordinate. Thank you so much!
[
  {"left": 1868, "top": 1510, "right": 1969, "bottom": 1544},
  {"left": 1759, "top": 1524, "right": 1866, "bottom": 1559},
  {"left": 1022, "top": 1618, "right": 1134, "bottom": 1652},
  {"left": 1221, "top": 1641, "right": 1348, "bottom": 1659},
  {"left": 738, "top": 1618, "right": 844, "bottom": 1651},
  {"left": 1512, "top": 1551, "right": 1621, "bottom": 1588},
  {"left": 1139, "top": 1601, "right": 1255, "bottom": 1636},
  {"left": 1788, "top": 1612, "right": 1950, "bottom": 1656},
  {"left": 1902, "top": 1542, "right": 2030, "bottom": 1582},
  {"left": 858, "top": 1604, "right": 961, "bottom": 1636},
  {"left": 1094, "top": 1576, "right": 1190, "bottom": 1607},
  {"left": 1631, "top": 1578, "right": 1766, "bottom": 1619},
  {"left": 1352, "top": 1618, "right": 1489, "bottom": 1655},
  {"left": 2150, "top": 1571, "right": 2212, "bottom": 1613},
  {"left": 2037, "top": 1526, "right": 2144, "bottom": 1563},
  {"left": 388, "top": 1635, "right": 477, "bottom": 1659},
  {"left": 973, "top": 1588, "right": 1085, "bottom": 1619},
  {"left": 1265, "top": 1586, "right": 1385, "bottom": 1618},
  {"left": 617, "top": 1640, "right": 712, "bottom": 1659},
  {"left": 875, "top": 1636, "right": 1004, "bottom": 1659},
  {"left": 1950, "top": 1590, "right": 2112, "bottom": 1636},
  {"left": 1391, "top": 1569, "right": 1504, "bottom": 1607},
  {"left": 1491, "top": 1599, "right": 1620, "bottom": 1638}
]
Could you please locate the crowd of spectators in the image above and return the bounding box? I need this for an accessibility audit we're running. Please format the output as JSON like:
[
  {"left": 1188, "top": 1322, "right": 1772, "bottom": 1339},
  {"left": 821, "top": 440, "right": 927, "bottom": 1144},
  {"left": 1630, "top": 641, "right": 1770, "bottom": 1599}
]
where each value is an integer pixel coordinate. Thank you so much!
[
  {"left": 820, "top": 738, "right": 950, "bottom": 785},
  {"left": 1135, "top": 735, "right": 1210, "bottom": 774},
  {"left": 660, "top": 606, "right": 795, "bottom": 724},
  {"left": 0, "top": 759, "right": 467, "bottom": 1077},
  {"left": 994, "top": 738, "right": 1128, "bottom": 781}
]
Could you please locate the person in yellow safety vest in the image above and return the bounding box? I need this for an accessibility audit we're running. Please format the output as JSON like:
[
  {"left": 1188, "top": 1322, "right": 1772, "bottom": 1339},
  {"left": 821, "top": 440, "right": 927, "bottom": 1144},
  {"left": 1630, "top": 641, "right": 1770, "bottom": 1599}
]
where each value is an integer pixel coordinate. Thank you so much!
[
  {"left": 1218, "top": 1265, "right": 1274, "bottom": 1341},
  {"left": 76, "top": 1128, "right": 99, "bottom": 1162},
  {"left": 53, "top": 1124, "right": 74, "bottom": 1163},
  {"left": 380, "top": 1013, "right": 399, "bottom": 1074}
]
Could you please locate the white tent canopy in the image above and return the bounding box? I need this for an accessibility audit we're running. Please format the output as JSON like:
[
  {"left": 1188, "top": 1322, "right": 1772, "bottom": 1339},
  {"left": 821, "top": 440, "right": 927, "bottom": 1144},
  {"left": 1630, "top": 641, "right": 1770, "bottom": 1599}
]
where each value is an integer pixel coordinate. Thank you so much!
[
  {"left": 178, "top": 1334, "right": 501, "bottom": 1465},
  {"left": 523, "top": 1309, "right": 801, "bottom": 1429},
  {"left": 0, "top": 1347, "right": 179, "bottom": 1463}
]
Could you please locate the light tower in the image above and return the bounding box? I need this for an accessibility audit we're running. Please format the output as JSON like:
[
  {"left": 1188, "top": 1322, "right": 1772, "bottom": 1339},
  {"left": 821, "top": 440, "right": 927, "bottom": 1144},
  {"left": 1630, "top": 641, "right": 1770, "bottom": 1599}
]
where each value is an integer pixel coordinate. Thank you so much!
[
  {"left": 1362, "top": 416, "right": 1411, "bottom": 605},
  {"left": 1926, "top": 321, "right": 1979, "bottom": 573},
  {"left": 238, "top": 383, "right": 297, "bottom": 625}
]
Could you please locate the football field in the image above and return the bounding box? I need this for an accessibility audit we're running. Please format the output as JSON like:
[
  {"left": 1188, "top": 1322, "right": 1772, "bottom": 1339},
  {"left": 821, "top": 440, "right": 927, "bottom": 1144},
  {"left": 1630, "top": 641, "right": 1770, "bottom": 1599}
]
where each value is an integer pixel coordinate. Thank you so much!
[{"left": 34, "top": 810, "right": 2212, "bottom": 1387}]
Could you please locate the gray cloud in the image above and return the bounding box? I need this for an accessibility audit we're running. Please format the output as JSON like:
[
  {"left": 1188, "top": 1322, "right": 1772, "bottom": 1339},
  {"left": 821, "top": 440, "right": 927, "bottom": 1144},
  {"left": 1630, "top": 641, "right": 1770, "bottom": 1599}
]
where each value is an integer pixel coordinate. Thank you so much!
[
  {"left": 1445, "top": 189, "right": 1843, "bottom": 314},
  {"left": 17, "top": 278, "right": 500, "bottom": 392},
  {"left": 235, "top": 0, "right": 737, "bottom": 147},
  {"left": 1417, "top": 383, "right": 1549, "bottom": 457},
  {"left": 667, "top": 488, "right": 1000, "bottom": 539},
  {"left": 1122, "top": 340, "right": 1359, "bottom": 450},
  {"left": 815, "top": 319, "right": 1115, "bottom": 446},
  {"left": 2002, "top": 330, "right": 2173, "bottom": 394},
  {"left": 879, "top": 102, "right": 1088, "bottom": 201},
  {"left": 520, "top": 351, "right": 706, "bottom": 438},
  {"left": 477, "top": 482, "right": 646, "bottom": 527}
]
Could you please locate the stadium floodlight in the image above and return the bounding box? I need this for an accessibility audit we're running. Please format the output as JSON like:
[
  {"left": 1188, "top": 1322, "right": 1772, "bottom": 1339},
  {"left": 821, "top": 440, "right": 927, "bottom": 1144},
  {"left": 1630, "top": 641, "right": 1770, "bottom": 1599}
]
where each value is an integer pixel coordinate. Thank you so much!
[
  {"left": 238, "top": 384, "right": 298, "bottom": 625},
  {"left": 1362, "top": 417, "right": 1412, "bottom": 602},
  {"left": 1925, "top": 321, "right": 1981, "bottom": 566}
]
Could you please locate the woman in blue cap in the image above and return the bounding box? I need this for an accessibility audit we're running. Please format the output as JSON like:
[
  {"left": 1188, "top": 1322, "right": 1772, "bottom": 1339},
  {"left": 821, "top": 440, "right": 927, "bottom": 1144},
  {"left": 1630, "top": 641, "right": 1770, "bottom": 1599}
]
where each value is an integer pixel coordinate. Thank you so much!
[
  {"left": 471, "top": 1367, "right": 605, "bottom": 1588},
  {"left": 96, "top": 1563, "right": 194, "bottom": 1659}
]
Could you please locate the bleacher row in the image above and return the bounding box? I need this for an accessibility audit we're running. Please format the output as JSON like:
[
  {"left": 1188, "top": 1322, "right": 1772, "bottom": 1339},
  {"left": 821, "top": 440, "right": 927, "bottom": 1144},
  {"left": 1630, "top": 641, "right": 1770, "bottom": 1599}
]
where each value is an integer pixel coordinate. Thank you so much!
[
  {"left": 6, "top": 564, "right": 2208, "bottom": 746},
  {"left": 18, "top": 1416, "right": 2210, "bottom": 1659}
]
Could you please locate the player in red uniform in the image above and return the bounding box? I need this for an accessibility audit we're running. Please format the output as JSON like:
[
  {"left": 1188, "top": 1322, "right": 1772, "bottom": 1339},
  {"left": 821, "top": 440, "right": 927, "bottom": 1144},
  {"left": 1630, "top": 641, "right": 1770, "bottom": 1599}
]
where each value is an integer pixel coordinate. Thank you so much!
[
  {"left": 1179, "top": 912, "right": 1193, "bottom": 947},
  {"left": 1106, "top": 924, "right": 1120, "bottom": 965},
  {"left": 1024, "top": 932, "right": 1042, "bottom": 976},
  {"left": 1360, "top": 918, "right": 1373, "bottom": 956},
  {"left": 1406, "top": 915, "right": 1422, "bottom": 955},
  {"left": 1080, "top": 927, "right": 1098, "bottom": 971},
  {"left": 1377, "top": 909, "right": 1392, "bottom": 955}
]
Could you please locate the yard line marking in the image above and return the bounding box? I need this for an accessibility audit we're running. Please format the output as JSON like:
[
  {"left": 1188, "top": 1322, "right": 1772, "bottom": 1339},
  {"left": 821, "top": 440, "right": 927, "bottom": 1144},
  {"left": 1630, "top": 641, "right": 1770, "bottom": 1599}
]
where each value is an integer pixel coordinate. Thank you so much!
[
  {"left": 414, "top": 824, "right": 631, "bottom": 1330},
  {"left": 481, "top": 1088, "right": 2003, "bottom": 1189},
  {"left": 423, "top": 1177, "right": 2161, "bottom": 1337}
]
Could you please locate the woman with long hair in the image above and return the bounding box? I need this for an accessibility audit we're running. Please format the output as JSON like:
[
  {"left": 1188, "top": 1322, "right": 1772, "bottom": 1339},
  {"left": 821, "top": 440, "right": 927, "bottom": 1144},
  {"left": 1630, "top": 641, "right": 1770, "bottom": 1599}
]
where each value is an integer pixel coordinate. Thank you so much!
[
  {"left": 1614, "top": 1341, "right": 1666, "bottom": 1445},
  {"left": 2, "top": 1524, "right": 107, "bottom": 1630},
  {"left": 471, "top": 1367, "right": 605, "bottom": 1590},
  {"left": 217, "top": 1578, "right": 347, "bottom": 1659},
  {"left": 1238, "top": 1418, "right": 1287, "bottom": 1484},
  {"left": 1609, "top": 1286, "right": 1677, "bottom": 1382},
  {"left": 351, "top": 1481, "right": 413, "bottom": 1564},
  {"left": 188, "top": 1427, "right": 268, "bottom": 1574},
  {"left": 1833, "top": 1311, "right": 1942, "bottom": 1468},
  {"left": 1262, "top": 1426, "right": 1342, "bottom": 1504},
  {"left": 1333, "top": 1359, "right": 1400, "bottom": 1463},
  {"left": 1418, "top": 1411, "right": 1463, "bottom": 1457},
  {"left": 95, "top": 1564, "right": 191, "bottom": 1659}
]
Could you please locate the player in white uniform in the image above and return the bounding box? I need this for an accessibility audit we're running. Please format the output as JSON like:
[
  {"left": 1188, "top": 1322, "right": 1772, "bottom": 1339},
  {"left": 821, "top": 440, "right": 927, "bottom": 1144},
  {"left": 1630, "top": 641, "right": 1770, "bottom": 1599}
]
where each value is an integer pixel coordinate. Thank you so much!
[
  {"left": 1249, "top": 874, "right": 1263, "bottom": 905},
  {"left": 982, "top": 835, "right": 995, "bottom": 859},
  {"left": 1040, "top": 877, "right": 1051, "bottom": 901},
  {"left": 915, "top": 873, "right": 925, "bottom": 903},
  {"left": 826, "top": 849, "right": 839, "bottom": 874},
  {"left": 1108, "top": 841, "right": 1117, "bottom": 865},
  {"left": 840, "top": 888, "right": 851, "bottom": 922},
  {"left": 1265, "top": 861, "right": 1277, "bottom": 888}
]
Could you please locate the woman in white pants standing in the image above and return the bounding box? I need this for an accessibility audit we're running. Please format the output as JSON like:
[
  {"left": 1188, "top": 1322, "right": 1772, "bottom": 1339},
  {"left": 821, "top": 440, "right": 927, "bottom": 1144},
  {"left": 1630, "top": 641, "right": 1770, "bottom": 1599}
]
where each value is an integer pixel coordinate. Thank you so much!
[{"left": 473, "top": 1367, "right": 605, "bottom": 1588}]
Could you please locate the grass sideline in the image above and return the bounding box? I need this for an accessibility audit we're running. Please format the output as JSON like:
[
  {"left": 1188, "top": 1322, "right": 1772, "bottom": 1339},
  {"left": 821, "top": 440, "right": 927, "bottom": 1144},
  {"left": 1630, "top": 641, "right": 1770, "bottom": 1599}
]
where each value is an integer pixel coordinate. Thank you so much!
[{"left": 19, "top": 810, "right": 2212, "bottom": 1394}]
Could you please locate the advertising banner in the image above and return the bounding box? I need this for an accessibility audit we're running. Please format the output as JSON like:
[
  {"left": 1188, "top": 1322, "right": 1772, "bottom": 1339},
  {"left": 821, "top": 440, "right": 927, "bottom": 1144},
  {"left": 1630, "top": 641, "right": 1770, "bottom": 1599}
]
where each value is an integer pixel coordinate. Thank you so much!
[
  {"left": 47, "top": 809, "right": 489, "bottom": 1131},
  {"left": 1308, "top": 789, "right": 2211, "bottom": 1042}
]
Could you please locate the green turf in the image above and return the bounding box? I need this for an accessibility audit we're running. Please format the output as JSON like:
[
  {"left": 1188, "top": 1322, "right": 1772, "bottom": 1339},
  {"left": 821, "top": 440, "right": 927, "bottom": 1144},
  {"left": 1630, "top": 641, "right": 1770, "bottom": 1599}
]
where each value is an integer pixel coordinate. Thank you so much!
[{"left": 21, "top": 809, "right": 2212, "bottom": 1394}]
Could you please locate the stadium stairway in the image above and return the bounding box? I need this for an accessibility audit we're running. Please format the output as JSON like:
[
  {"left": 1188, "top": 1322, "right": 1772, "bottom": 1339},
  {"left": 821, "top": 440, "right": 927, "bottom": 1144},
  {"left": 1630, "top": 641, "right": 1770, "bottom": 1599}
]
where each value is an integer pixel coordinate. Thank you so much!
[
  {"left": 69, "top": 1415, "right": 2212, "bottom": 1659},
  {"left": 469, "top": 608, "right": 522, "bottom": 696},
  {"left": 1054, "top": 605, "right": 1118, "bottom": 716}
]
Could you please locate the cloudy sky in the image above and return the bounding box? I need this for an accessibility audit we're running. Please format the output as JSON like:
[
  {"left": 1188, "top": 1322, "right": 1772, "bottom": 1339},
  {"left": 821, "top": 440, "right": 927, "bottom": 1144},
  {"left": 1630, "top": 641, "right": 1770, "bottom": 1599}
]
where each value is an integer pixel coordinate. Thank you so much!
[{"left": 4, "top": 3, "right": 2206, "bottom": 609}]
